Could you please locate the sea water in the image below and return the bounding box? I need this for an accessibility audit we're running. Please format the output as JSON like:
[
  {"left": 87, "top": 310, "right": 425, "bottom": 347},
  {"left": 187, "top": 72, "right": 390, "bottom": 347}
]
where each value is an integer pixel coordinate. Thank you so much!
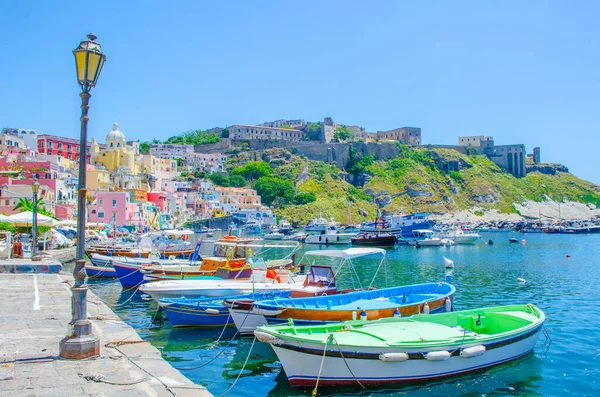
[{"left": 89, "top": 232, "right": 600, "bottom": 396}]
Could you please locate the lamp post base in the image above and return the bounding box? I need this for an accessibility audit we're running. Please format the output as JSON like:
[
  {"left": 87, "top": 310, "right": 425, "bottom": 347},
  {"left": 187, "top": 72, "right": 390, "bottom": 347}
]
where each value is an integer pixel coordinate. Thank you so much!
[
  {"left": 59, "top": 282, "right": 100, "bottom": 359},
  {"left": 59, "top": 319, "right": 100, "bottom": 359}
]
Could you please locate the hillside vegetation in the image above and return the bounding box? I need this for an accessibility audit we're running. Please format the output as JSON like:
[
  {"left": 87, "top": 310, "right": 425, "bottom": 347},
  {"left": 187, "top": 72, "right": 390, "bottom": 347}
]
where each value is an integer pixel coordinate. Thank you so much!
[{"left": 223, "top": 146, "right": 600, "bottom": 223}]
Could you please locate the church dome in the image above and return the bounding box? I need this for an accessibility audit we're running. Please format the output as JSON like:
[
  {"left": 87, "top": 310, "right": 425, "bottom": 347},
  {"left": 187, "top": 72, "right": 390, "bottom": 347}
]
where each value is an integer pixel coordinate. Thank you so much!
[{"left": 106, "top": 122, "right": 125, "bottom": 141}]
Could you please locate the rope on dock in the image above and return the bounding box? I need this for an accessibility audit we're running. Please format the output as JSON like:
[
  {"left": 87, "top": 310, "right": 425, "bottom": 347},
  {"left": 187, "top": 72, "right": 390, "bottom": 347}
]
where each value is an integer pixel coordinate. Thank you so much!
[
  {"left": 78, "top": 372, "right": 150, "bottom": 386},
  {"left": 107, "top": 344, "right": 178, "bottom": 396},
  {"left": 218, "top": 336, "right": 256, "bottom": 397}
]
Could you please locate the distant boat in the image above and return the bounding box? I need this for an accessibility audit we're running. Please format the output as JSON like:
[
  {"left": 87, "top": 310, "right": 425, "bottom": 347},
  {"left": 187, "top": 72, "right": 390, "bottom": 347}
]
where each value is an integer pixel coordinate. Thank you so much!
[
  {"left": 305, "top": 228, "right": 356, "bottom": 245},
  {"left": 255, "top": 304, "right": 545, "bottom": 387},
  {"left": 438, "top": 229, "right": 481, "bottom": 244},
  {"left": 360, "top": 213, "right": 432, "bottom": 235}
]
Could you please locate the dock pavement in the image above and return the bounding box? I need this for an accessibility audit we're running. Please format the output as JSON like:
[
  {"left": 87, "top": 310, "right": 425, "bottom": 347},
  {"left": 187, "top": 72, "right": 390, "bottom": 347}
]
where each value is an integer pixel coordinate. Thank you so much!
[{"left": 0, "top": 269, "right": 212, "bottom": 396}]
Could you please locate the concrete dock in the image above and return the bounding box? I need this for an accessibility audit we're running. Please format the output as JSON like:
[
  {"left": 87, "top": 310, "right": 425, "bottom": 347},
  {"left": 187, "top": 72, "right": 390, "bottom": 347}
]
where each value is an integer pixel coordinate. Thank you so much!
[{"left": 0, "top": 272, "right": 212, "bottom": 396}]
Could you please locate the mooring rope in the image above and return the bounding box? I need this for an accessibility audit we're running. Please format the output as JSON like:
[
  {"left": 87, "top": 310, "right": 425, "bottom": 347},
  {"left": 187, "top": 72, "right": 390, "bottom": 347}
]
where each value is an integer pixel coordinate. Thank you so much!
[
  {"left": 218, "top": 336, "right": 256, "bottom": 397},
  {"left": 312, "top": 334, "right": 332, "bottom": 397}
]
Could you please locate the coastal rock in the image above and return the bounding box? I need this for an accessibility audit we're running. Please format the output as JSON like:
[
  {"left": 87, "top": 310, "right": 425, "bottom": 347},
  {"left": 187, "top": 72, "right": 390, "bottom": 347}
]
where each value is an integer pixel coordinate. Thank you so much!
[
  {"left": 364, "top": 188, "right": 375, "bottom": 197},
  {"left": 296, "top": 166, "right": 309, "bottom": 187},
  {"left": 526, "top": 163, "right": 569, "bottom": 175},
  {"left": 375, "top": 195, "right": 392, "bottom": 207},
  {"left": 375, "top": 190, "right": 389, "bottom": 197},
  {"left": 443, "top": 195, "right": 455, "bottom": 204},
  {"left": 472, "top": 192, "right": 499, "bottom": 204},
  {"left": 405, "top": 184, "right": 432, "bottom": 198}
]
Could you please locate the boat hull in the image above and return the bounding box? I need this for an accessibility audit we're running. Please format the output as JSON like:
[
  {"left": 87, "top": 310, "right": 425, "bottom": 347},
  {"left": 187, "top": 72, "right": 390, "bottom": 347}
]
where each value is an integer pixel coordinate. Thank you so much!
[
  {"left": 161, "top": 302, "right": 233, "bottom": 328},
  {"left": 85, "top": 265, "right": 117, "bottom": 278},
  {"left": 229, "top": 308, "right": 268, "bottom": 335},
  {"left": 112, "top": 262, "right": 214, "bottom": 288},
  {"left": 273, "top": 328, "right": 540, "bottom": 386},
  {"left": 351, "top": 236, "right": 397, "bottom": 247}
]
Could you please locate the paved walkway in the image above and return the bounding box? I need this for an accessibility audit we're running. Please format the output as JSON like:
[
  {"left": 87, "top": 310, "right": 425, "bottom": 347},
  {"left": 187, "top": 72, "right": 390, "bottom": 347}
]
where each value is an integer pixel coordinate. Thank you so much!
[{"left": 0, "top": 273, "right": 212, "bottom": 396}]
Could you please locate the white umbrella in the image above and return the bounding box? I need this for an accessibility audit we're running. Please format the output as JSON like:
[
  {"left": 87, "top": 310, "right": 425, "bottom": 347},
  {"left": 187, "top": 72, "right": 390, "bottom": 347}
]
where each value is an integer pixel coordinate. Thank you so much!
[{"left": 7, "top": 211, "right": 57, "bottom": 227}]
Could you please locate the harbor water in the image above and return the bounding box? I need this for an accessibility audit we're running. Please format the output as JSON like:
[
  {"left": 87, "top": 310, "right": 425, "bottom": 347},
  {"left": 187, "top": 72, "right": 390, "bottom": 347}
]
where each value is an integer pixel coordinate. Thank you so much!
[{"left": 89, "top": 232, "right": 600, "bottom": 396}]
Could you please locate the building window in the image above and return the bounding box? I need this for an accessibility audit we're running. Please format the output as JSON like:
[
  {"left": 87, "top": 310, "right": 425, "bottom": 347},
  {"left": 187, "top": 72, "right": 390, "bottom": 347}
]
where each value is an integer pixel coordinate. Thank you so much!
[
  {"left": 98, "top": 211, "right": 104, "bottom": 218},
  {"left": 40, "top": 142, "right": 44, "bottom": 148},
  {"left": 99, "top": 199, "right": 103, "bottom": 205},
  {"left": 48, "top": 142, "right": 53, "bottom": 148},
  {"left": 112, "top": 199, "right": 117, "bottom": 207},
  {"left": 58, "top": 143, "right": 63, "bottom": 149},
  {"left": 68, "top": 144, "right": 72, "bottom": 151}
]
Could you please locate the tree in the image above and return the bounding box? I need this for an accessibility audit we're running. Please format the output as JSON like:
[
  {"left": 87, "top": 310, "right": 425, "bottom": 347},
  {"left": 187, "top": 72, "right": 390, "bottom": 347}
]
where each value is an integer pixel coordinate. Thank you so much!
[
  {"left": 228, "top": 174, "right": 247, "bottom": 187},
  {"left": 333, "top": 127, "right": 353, "bottom": 142},
  {"left": 139, "top": 141, "right": 151, "bottom": 153},
  {"left": 231, "top": 161, "right": 272, "bottom": 182},
  {"left": 254, "top": 177, "right": 295, "bottom": 207},
  {"left": 293, "top": 192, "right": 317, "bottom": 205},
  {"left": 208, "top": 173, "right": 230, "bottom": 187},
  {"left": 165, "top": 129, "right": 220, "bottom": 146},
  {"left": 346, "top": 147, "right": 374, "bottom": 175},
  {"left": 221, "top": 129, "right": 230, "bottom": 138},
  {"left": 304, "top": 122, "right": 322, "bottom": 141},
  {"left": 12, "top": 197, "right": 55, "bottom": 218}
]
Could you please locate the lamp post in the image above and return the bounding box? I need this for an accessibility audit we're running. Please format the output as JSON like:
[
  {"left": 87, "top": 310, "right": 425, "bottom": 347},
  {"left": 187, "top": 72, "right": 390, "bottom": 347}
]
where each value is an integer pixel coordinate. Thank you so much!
[
  {"left": 31, "top": 181, "right": 41, "bottom": 261},
  {"left": 59, "top": 33, "right": 106, "bottom": 360}
]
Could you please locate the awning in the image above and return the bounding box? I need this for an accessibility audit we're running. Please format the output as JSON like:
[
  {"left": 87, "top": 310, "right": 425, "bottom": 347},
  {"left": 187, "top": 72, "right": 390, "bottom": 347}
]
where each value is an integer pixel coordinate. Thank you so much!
[
  {"left": 305, "top": 248, "right": 386, "bottom": 260},
  {"left": 6, "top": 211, "right": 57, "bottom": 227}
]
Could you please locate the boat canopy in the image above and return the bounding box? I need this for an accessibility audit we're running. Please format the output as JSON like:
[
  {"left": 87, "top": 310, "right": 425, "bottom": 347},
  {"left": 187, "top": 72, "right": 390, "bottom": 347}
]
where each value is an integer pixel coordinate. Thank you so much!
[{"left": 305, "top": 248, "right": 386, "bottom": 260}]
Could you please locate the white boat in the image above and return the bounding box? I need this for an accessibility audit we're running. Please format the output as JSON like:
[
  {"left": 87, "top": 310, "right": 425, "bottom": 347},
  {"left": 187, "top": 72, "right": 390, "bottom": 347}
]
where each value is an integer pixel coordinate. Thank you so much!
[
  {"left": 305, "top": 229, "right": 355, "bottom": 245},
  {"left": 264, "top": 232, "right": 285, "bottom": 240},
  {"left": 138, "top": 271, "right": 305, "bottom": 301},
  {"left": 438, "top": 229, "right": 481, "bottom": 244},
  {"left": 305, "top": 213, "right": 339, "bottom": 233},
  {"left": 407, "top": 229, "right": 444, "bottom": 246}
]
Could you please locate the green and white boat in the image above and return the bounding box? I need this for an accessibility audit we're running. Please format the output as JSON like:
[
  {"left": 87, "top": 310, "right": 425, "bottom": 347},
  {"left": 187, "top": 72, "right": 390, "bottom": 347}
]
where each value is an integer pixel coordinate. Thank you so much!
[{"left": 255, "top": 304, "right": 545, "bottom": 387}]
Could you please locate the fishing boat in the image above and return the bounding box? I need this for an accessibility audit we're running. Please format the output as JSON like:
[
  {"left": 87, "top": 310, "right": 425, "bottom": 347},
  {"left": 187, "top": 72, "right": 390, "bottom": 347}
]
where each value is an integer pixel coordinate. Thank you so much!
[
  {"left": 113, "top": 239, "right": 299, "bottom": 288},
  {"left": 255, "top": 304, "right": 545, "bottom": 387},
  {"left": 254, "top": 281, "right": 455, "bottom": 326},
  {"left": 159, "top": 291, "right": 291, "bottom": 328},
  {"left": 139, "top": 269, "right": 304, "bottom": 301},
  {"left": 305, "top": 213, "right": 339, "bottom": 233},
  {"left": 85, "top": 229, "right": 195, "bottom": 258},
  {"left": 360, "top": 213, "right": 432, "bottom": 235},
  {"left": 351, "top": 233, "right": 397, "bottom": 247},
  {"left": 305, "top": 228, "right": 356, "bottom": 245}
]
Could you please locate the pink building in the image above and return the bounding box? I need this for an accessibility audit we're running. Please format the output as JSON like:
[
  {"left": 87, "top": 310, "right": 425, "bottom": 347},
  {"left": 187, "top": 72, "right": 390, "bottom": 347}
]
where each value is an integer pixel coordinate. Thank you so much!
[
  {"left": 88, "top": 192, "right": 137, "bottom": 226},
  {"left": 147, "top": 192, "right": 168, "bottom": 212}
]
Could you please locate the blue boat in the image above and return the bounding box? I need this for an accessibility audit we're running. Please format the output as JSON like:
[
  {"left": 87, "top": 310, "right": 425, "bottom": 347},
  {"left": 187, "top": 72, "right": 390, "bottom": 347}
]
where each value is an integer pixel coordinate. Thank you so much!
[
  {"left": 253, "top": 282, "right": 455, "bottom": 326},
  {"left": 159, "top": 291, "right": 292, "bottom": 328}
]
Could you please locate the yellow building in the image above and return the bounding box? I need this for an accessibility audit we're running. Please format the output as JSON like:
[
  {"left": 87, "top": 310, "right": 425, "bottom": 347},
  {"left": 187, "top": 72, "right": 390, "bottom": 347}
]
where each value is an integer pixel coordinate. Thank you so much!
[
  {"left": 87, "top": 167, "right": 110, "bottom": 191},
  {"left": 91, "top": 123, "right": 141, "bottom": 175}
]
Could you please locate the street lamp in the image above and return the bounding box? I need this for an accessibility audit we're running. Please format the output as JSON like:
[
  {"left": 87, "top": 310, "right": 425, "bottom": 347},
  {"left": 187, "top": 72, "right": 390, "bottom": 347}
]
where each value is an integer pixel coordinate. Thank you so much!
[
  {"left": 31, "top": 181, "right": 41, "bottom": 261},
  {"left": 59, "top": 33, "right": 106, "bottom": 360}
]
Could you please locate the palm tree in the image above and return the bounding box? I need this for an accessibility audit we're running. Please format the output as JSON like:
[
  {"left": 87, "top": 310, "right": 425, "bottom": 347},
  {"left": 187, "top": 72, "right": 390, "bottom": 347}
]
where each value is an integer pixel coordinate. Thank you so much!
[{"left": 12, "top": 197, "right": 54, "bottom": 218}]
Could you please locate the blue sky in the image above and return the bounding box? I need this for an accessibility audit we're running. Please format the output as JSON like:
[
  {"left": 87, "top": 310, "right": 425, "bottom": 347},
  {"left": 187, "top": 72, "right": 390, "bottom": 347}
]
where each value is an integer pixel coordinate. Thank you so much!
[{"left": 1, "top": 1, "right": 599, "bottom": 183}]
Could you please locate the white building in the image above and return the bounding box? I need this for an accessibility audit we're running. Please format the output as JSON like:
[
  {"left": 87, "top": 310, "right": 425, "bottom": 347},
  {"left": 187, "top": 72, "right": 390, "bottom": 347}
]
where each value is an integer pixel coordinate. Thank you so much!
[{"left": 1, "top": 127, "right": 38, "bottom": 151}]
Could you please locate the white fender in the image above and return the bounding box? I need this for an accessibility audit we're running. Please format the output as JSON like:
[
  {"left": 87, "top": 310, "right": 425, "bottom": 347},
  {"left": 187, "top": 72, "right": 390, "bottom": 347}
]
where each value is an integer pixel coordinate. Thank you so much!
[
  {"left": 425, "top": 351, "right": 451, "bottom": 361},
  {"left": 423, "top": 302, "right": 430, "bottom": 315},
  {"left": 445, "top": 297, "right": 452, "bottom": 312},
  {"left": 379, "top": 352, "right": 408, "bottom": 362},
  {"left": 460, "top": 345, "right": 486, "bottom": 358},
  {"left": 205, "top": 308, "right": 220, "bottom": 315}
]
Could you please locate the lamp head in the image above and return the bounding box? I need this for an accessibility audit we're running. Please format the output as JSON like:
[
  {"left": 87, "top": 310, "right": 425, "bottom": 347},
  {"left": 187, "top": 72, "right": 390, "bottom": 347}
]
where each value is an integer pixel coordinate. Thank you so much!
[
  {"left": 73, "top": 33, "right": 106, "bottom": 91},
  {"left": 32, "top": 181, "right": 40, "bottom": 194}
]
